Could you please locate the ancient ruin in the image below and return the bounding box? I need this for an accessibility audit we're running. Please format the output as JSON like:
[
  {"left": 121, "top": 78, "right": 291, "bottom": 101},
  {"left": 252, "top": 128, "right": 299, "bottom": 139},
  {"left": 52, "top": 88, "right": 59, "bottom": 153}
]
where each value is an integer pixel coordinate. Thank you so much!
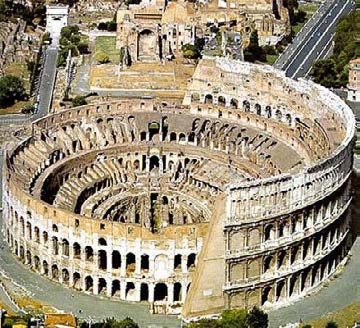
[{"left": 2, "top": 58, "right": 355, "bottom": 320}]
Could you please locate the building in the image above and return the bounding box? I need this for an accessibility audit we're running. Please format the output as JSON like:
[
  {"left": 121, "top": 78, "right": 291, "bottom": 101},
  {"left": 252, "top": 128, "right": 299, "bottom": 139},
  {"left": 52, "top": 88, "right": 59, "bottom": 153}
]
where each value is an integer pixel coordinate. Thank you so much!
[
  {"left": 46, "top": 5, "right": 69, "bottom": 45},
  {"left": 115, "top": 0, "right": 290, "bottom": 65},
  {"left": 2, "top": 58, "right": 355, "bottom": 320},
  {"left": 347, "top": 58, "right": 360, "bottom": 102}
]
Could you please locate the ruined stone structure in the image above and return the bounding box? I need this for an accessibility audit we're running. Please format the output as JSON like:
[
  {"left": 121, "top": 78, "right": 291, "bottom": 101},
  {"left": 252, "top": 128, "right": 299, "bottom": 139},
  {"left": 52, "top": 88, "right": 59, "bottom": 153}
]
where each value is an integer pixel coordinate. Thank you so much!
[
  {"left": 116, "top": 0, "right": 289, "bottom": 64},
  {"left": 2, "top": 58, "right": 355, "bottom": 320}
]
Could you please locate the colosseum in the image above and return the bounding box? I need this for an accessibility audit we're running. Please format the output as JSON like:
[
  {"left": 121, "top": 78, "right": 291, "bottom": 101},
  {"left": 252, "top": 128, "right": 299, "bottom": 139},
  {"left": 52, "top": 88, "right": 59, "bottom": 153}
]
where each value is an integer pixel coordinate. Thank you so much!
[{"left": 2, "top": 57, "right": 355, "bottom": 320}]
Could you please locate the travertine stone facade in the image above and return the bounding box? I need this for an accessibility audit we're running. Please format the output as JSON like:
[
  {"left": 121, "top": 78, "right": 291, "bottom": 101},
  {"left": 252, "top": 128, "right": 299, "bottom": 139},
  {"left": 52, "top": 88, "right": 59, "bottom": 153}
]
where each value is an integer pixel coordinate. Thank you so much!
[{"left": 2, "top": 58, "right": 355, "bottom": 319}]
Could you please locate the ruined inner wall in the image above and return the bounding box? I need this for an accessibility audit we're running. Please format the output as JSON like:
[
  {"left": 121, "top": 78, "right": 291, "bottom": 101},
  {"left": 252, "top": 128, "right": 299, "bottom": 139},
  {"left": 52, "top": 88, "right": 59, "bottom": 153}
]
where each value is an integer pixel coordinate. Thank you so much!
[{"left": 2, "top": 59, "right": 355, "bottom": 319}]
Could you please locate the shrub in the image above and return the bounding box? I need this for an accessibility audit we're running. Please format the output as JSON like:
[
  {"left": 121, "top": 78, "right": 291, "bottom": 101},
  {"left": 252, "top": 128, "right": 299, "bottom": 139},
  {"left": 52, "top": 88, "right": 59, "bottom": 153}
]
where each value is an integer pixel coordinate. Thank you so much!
[{"left": 96, "top": 53, "right": 110, "bottom": 64}]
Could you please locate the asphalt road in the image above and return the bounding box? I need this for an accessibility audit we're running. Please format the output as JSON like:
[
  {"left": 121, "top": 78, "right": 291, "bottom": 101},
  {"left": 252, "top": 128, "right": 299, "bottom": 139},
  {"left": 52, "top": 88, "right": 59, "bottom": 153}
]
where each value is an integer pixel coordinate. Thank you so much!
[
  {"left": 33, "top": 46, "right": 58, "bottom": 120},
  {"left": 285, "top": 0, "right": 354, "bottom": 78}
]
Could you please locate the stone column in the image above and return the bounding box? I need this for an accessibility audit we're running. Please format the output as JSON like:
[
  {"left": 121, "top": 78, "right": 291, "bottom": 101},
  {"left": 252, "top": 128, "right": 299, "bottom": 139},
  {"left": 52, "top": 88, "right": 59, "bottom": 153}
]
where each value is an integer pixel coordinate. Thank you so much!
[
  {"left": 120, "top": 281, "right": 127, "bottom": 300},
  {"left": 168, "top": 283, "right": 174, "bottom": 304},
  {"left": 149, "top": 282, "right": 155, "bottom": 302}
]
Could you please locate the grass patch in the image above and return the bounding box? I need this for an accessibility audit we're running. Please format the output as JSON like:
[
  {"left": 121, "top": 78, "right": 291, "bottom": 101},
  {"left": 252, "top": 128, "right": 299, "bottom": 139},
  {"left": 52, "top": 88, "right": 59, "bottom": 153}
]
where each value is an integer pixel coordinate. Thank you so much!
[
  {"left": 0, "top": 100, "right": 32, "bottom": 115},
  {"left": 93, "top": 36, "right": 120, "bottom": 64},
  {"left": 266, "top": 54, "right": 278, "bottom": 65},
  {"left": 301, "top": 302, "right": 360, "bottom": 328},
  {"left": 292, "top": 4, "right": 319, "bottom": 36}
]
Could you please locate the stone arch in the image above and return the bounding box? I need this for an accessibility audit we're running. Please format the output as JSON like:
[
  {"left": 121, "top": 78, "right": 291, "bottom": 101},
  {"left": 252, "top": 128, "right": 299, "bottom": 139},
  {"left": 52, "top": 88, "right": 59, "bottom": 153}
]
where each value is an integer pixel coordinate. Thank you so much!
[
  {"left": 285, "top": 113, "right": 292, "bottom": 126},
  {"left": 126, "top": 253, "right": 136, "bottom": 273},
  {"left": 230, "top": 98, "right": 238, "bottom": 109},
  {"left": 43, "top": 260, "right": 49, "bottom": 275},
  {"left": 255, "top": 103, "right": 262, "bottom": 115},
  {"left": 140, "top": 283, "right": 149, "bottom": 301},
  {"left": 218, "top": 96, "right": 226, "bottom": 106},
  {"left": 141, "top": 254, "right": 149, "bottom": 272},
  {"left": 112, "top": 280, "right": 121, "bottom": 297},
  {"left": 98, "top": 237, "right": 107, "bottom": 246},
  {"left": 138, "top": 29, "right": 157, "bottom": 61},
  {"left": 51, "top": 264, "right": 59, "bottom": 280},
  {"left": 243, "top": 100, "right": 250, "bottom": 112},
  {"left": 126, "top": 282, "right": 136, "bottom": 301},
  {"left": 174, "top": 254, "right": 182, "bottom": 270},
  {"left": 85, "top": 276, "right": 93, "bottom": 292},
  {"left": 275, "top": 109, "right": 282, "bottom": 121},
  {"left": 112, "top": 250, "right": 121, "bottom": 269},
  {"left": 62, "top": 268, "right": 69, "bottom": 284},
  {"left": 98, "top": 278, "right": 107, "bottom": 295},
  {"left": 265, "top": 106, "right": 272, "bottom": 118},
  {"left": 34, "top": 256, "right": 40, "bottom": 271},
  {"left": 174, "top": 282, "right": 182, "bottom": 302},
  {"left": 62, "top": 239, "right": 69, "bottom": 256},
  {"left": 154, "top": 283, "right": 168, "bottom": 301},
  {"left": 73, "top": 272, "right": 81, "bottom": 289},
  {"left": 187, "top": 253, "right": 196, "bottom": 270},
  {"left": 98, "top": 250, "right": 107, "bottom": 270},
  {"left": 204, "top": 94, "right": 213, "bottom": 104},
  {"left": 73, "top": 242, "right": 81, "bottom": 259},
  {"left": 150, "top": 155, "right": 159, "bottom": 170},
  {"left": 85, "top": 246, "right": 94, "bottom": 261}
]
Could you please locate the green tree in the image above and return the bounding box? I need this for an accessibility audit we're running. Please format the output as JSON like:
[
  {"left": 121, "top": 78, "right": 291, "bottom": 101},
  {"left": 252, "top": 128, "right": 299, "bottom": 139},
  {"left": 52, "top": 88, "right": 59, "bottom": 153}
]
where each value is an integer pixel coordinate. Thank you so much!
[
  {"left": 302, "top": 325, "right": 312, "bottom": 328},
  {"left": 221, "top": 308, "right": 247, "bottom": 328},
  {"left": 325, "top": 322, "right": 338, "bottom": 328},
  {"left": 185, "top": 318, "right": 220, "bottom": 328},
  {"left": 244, "top": 30, "right": 266, "bottom": 63},
  {"left": 0, "top": 75, "right": 26, "bottom": 108},
  {"left": 96, "top": 53, "right": 110, "bottom": 64},
  {"left": 72, "top": 96, "right": 87, "bottom": 107},
  {"left": 245, "top": 307, "right": 268, "bottom": 328},
  {"left": 182, "top": 43, "right": 201, "bottom": 59}
]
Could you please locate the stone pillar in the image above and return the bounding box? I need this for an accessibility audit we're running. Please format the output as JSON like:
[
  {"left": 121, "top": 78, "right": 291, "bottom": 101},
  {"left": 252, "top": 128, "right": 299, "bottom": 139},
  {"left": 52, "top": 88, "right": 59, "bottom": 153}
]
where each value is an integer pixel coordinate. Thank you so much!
[
  {"left": 149, "top": 282, "right": 155, "bottom": 302},
  {"left": 93, "top": 278, "right": 99, "bottom": 295},
  {"left": 168, "top": 283, "right": 174, "bottom": 304},
  {"left": 135, "top": 281, "right": 141, "bottom": 301},
  {"left": 107, "top": 251, "right": 112, "bottom": 273},
  {"left": 120, "top": 281, "right": 127, "bottom": 300},
  {"left": 107, "top": 277, "right": 112, "bottom": 297},
  {"left": 181, "top": 253, "right": 187, "bottom": 273},
  {"left": 121, "top": 254, "right": 126, "bottom": 277},
  {"left": 135, "top": 253, "right": 141, "bottom": 275}
]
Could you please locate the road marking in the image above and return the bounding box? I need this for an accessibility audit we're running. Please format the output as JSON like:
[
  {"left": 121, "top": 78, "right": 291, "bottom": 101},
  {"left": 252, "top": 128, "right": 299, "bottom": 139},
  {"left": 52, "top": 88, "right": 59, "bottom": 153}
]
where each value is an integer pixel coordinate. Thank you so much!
[
  {"left": 291, "top": 0, "right": 351, "bottom": 78},
  {"left": 281, "top": 0, "right": 340, "bottom": 72}
]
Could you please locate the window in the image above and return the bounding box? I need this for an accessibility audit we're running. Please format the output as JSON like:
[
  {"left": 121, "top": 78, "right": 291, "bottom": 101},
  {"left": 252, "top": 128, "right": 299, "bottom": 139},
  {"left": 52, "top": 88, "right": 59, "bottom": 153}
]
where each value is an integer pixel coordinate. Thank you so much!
[{"left": 100, "top": 223, "right": 105, "bottom": 230}]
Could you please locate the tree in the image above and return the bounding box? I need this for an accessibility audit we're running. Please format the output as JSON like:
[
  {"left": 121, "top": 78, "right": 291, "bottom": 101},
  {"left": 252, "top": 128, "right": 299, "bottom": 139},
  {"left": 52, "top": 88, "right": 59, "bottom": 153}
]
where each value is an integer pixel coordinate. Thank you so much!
[
  {"left": 245, "top": 307, "right": 268, "bottom": 328},
  {"left": 325, "top": 322, "right": 338, "bottom": 328},
  {"left": 185, "top": 318, "right": 220, "bottom": 328},
  {"left": 96, "top": 53, "right": 110, "bottom": 64},
  {"left": 244, "top": 30, "right": 266, "bottom": 63},
  {"left": 221, "top": 309, "right": 247, "bottom": 328},
  {"left": 0, "top": 75, "right": 26, "bottom": 108},
  {"left": 182, "top": 44, "right": 201, "bottom": 59},
  {"left": 72, "top": 96, "right": 87, "bottom": 107}
]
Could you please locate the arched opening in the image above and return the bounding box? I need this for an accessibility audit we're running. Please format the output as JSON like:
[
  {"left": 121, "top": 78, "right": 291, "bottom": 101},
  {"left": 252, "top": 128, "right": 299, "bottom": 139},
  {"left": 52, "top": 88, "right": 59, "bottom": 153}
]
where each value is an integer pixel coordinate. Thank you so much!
[
  {"left": 34, "top": 256, "right": 40, "bottom": 271},
  {"left": 26, "top": 250, "right": 32, "bottom": 265},
  {"left": 112, "top": 251, "right": 121, "bottom": 269},
  {"left": 62, "top": 269, "right": 69, "bottom": 284},
  {"left": 178, "top": 133, "right": 186, "bottom": 143},
  {"left": 154, "top": 283, "right": 168, "bottom": 301},
  {"left": 141, "top": 254, "right": 149, "bottom": 272},
  {"left": 73, "top": 272, "right": 81, "bottom": 289},
  {"left": 62, "top": 239, "right": 69, "bottom": 256},
  {"left": 255, "top": 103, "right": 261, "bottom": 115},
  {"left": 275, "top": 109, "right": 282, "bottom": 121},
  {"left": 85, "top": 246, "right": 94, "bottom": 261},
  {"left": 174, "top": 254, "right": 182, "bottom": 270},
  {"left": 149, "top": 155, "right": 159, "bottom": 171},
  {"left": 98, "top": 278, "right": 107, "bottom": 295},
  {"left": 85, "top": 276, "right": 93, "bottom": 292},
  {"left": 73, "top": 242, "right": 81, "bottom": 259},
  {"left": 174, "top": 282, "right": 182, "bottom": 302},
  {"left": 43, "top": 260, "right": 49, "bottom": 275},
  {"left": 34, "top": 227, "right": 40, "bottom": 243},
  {"left": 263, "top": 255, "right": 273, "bottom": 274},
  {"left": 230, "top": 98, "right": 238, "bottom": 109},
  {"left": 265, "top": 106, "right": 272, "bottom": 118},
  {"left": 98, "top": 237, "right": 107, "bottom": 246},
  {"left": 285, "top": 113, "right": 292, "bottom": 126},
  {"left": 126, "top": 253, "right": 136, "bottom": 273},
  {"left": 187, "top": 253, "right": 196, "bottom": 270},
  {"left": 43, "top": 231, "right": 48, "bottom": 245},
  {"left": 149, "top": 121, "right": 160, "bottom": 140},
  {"left": 264, "top": 224, "right": 275, "bottom": 241},
  {"left": 140, "top": 283, "right": 149, "bottom": 301},
  {"left": 243, "top": 100, "right": 250, "bottom": 112},
  {"left": 204, "top": 94, "right": 213, "bottom": 104},
  {"left": 261, "top": 286, "right": 272, "bottom": 305},
  {"left": 112, "top": 280, "right": 121, "bottom": 297},
  {"left": 170, "top": 132, "right": 177, "bottom": 142},
  {"left": 51, "top": 264, "right": 59, "bottom": 280},
  {"left": 98, "top": 250, "right": 107, "bottom": 270},
  {"left": 126, "top": 282, "right": 136, "bottom": 300},
  {"left": 138, "top": 29, "right": 157, "bottom": 61},
  {"left": 52, "top": 237, "right": 59, "bottom": 255},
  {"left": 218, "top": 96, "right": 226, "bottom": 106}
]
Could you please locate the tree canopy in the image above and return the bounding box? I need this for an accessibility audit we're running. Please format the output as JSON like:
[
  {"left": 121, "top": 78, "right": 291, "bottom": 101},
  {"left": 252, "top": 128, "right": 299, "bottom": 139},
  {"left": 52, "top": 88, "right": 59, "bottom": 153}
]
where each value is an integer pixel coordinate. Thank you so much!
[
  {"left": 0, "top": 75, "right": 26, "bottom": 108},
  {"left": 310, "top": 10, "right": 360, "bottom": 87}
]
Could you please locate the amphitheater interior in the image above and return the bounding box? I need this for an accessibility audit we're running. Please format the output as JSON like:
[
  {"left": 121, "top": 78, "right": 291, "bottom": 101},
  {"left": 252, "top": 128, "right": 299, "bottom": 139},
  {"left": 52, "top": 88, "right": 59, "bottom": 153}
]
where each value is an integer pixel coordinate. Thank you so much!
[{"left": 2, "top": 58, "right": 355, "bottom": 319}]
